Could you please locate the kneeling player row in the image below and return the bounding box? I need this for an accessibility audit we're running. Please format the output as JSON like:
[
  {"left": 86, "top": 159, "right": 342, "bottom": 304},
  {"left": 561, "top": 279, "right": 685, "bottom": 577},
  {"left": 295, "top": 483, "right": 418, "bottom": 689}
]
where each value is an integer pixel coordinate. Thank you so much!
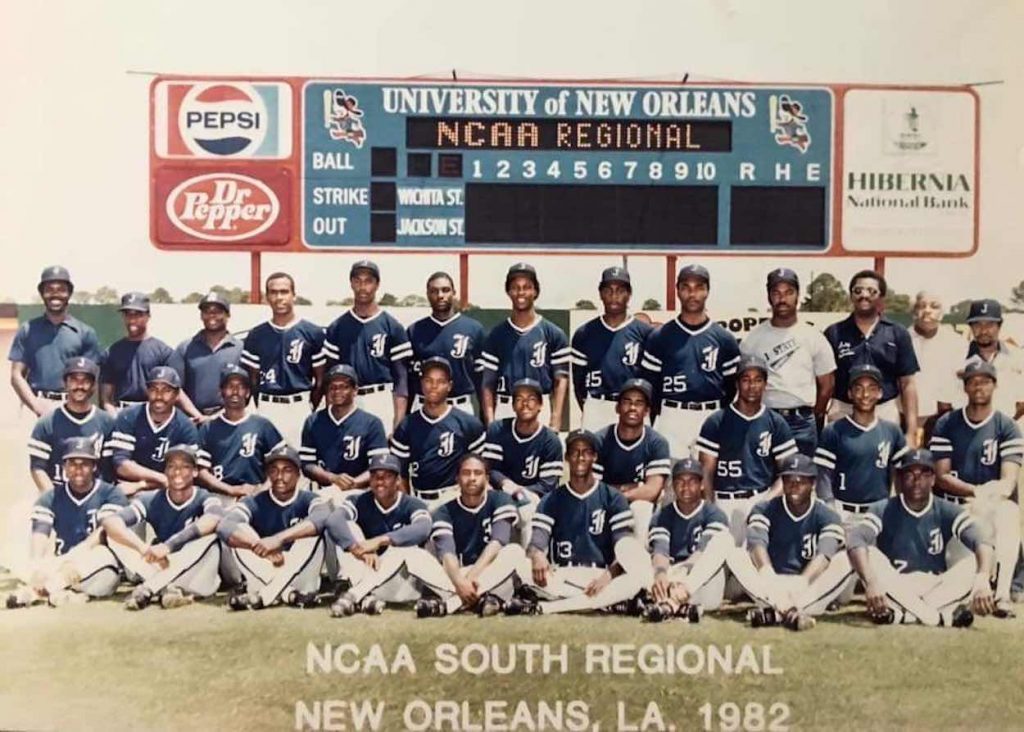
[{"left": 10, "top": 434, "right": 997, "bottom": 630}]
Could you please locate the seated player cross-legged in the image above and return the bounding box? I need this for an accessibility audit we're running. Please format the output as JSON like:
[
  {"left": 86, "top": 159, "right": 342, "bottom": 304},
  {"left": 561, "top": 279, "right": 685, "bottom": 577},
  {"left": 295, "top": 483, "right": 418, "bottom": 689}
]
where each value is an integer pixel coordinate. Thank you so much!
[
  {"left": 325, "top": 453, "right": 434, "bottom": 617},
  {"left": 505, "top": 429, "right": 653, "bottom": 616},
  {"left": 642, "top": 457, "right": 732, "bottom": 623},
  {"left": 728, "top": 453, "right": 853, "bottom": 631},
  {"left": 7, "top": 437, "right": 127, "bottom": 608},
  {"left": 846, "top": 449, "right": 995, "bottom": 628},
  {"left": 216, "top": 445, "right": 331, "bottom": 610},
  {"left": 416, "top": 454, "right": 526, "bottom": 618},
  {"left": 102, "top": 444, "right": 225, "bottom": 610}
]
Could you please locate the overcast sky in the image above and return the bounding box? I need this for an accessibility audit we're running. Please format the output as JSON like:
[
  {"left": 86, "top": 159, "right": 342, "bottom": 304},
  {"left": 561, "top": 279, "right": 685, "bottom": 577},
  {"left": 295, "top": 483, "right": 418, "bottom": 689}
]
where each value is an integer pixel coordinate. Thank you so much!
[{"left": 1, "top": 1, "right": 1020, "bottom": 312}]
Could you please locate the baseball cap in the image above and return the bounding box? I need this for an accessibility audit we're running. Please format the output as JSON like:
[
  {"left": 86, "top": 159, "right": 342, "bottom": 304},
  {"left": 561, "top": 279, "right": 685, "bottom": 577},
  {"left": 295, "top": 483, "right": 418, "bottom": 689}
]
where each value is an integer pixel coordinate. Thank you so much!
[
  {"left": 62, "top": 436, "right": 100, "bottom": 461},
  {"left": 599, "top": 266, "right": 631, "bottom": 290},
  {"left": 512, "top": 378, "right": 544, "bottom": 398},
  {"left": 198, "top": 291, "right": 231, "bottom": 313},
  {"left": 778, "top": 453, "right": 817, "bottom": 477},
  {"left": 219, "top": 363, "right": 251, "bottom": 387},
  {"left": 959, "top": 359, "right": 997, "bottom": 383},
  {"left": 618, "top": 378, "right": 653, "bottom": 404},
  {"left": 849, "top": 364, "right": 883, "bottom": 386},
  {"left": 898, "top": 448, "right": 935, "bottom": 472},
  {"left": 63, "top": 356, "right": 99, "bottom": 380},
  {"left": 505, "top": 262, "right": 540, "bottom": 292},
  {"left": 164, "top": 444, "right": 199, "bottom": 465},
  {"left": 325, "top": 364, "right": 359, "bottom": 386},
  {"left": 966, "top": 299, "right": 1003, "bottom": 324},
  {"left": 766, "top": 267, "right": 800, "bottom": 290},
  {"left": 737, "top": 353, "right": 769, "bottom": 378},
  {"left": 565, "top": 428, "right": 600, "bottom": 452},
  {"left": 119, "top": 291, "right": 151, "bottom": 313},
  {"left": 146, "top": 366, "right": 182, "bottom": 389},
  {"left": 419, "top": 356, "right": 452, "bottom": 378},
  {"left": 350, "top": 259, "right": 381, "bottom": 281},
  {"left": 38, "top": 265, "right": 73, "bottom": 293},
  {"left": 676, "top": 264, "right": 710, "bottom": 286},
  {"left": 368, "top": 453, "right": 403, "bottom": 475},
  {"left": 264, "top": 444, "right": 302, "bottom": 470},
  {"left": 671, "top": 457, "right": 703, "bottom": 479}
]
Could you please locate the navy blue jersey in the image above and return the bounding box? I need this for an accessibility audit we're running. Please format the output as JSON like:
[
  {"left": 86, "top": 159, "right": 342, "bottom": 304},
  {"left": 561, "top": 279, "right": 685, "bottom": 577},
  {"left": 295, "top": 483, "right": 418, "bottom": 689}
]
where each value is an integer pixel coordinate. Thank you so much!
[
  {"left": 930, "top": 409, "right": 1024, "bottom": 488},
  {"left": 197, "top": 413, "right": 285, "bottom": 486},
  {"left": 230, "top": 490, "right": 328, "bottom": 542},
  {"left": 408, "top": 313, "right": 485, "bottom": 399},
  {"left": 641, "top": 318, "right": 741, "bottom": 404},
  {"left": 814, "top": 417, "right": 907, "bottom": 504},
  {"left": 593, "top": 425, "right": 672, "bottom": 487},
  {"left": 824, "top": 315, "right": 919, "bottom": 404},
  {"left": 390, "top": 407, "right": 486, "bottom": 494},
  {"left": 340, "top": 491, "right": 431, "bottom": 542},
  {"left": 570, "top": 315, "right": 652, "bottom": 403},
  {"left": 100, "top": 337, "right": 174, "bottom": 403},
  {"left": 108, "top": 405, "right": 199, "bottom": 473},
  {"left": 168, "top": 332, "right": 243, "bottom": 412},
  {"left": 697, "top": 405, "right": 797, "bottom": 494},
  {"left": 478, "top": 317, "right": 570, "bottom": 396},
  {"left": 531, "top": 481, "right": 633, "bottom": 567},
  {"left": 119, "top": 486, "right": 222, "bottom": 543},
  {"left": 8, "top": 314, "right": 101, "bottom": 392},
  {"left": 746, "top": 497, "right": 844, "bottom": 575},
  {"left": 322, "top": 310, "right": 412, "bottom": 387},
  {"left": 299, "top": 407, "right": 389, "bottom": 477},
  {"left": 28, "top": 406, "right": 115, "bottom": 487},
  {"left": 31, "top": 480, "right": 127, "bottom": 555},
  {"left": 851, "top": 495, "right": 988, "bottom": 574},
  {"left": 482, "top": 418, "right": 564, "bottom": 497},
  {"left": 431, "top": 490, "right": 518, "bottom": 565},
  {"left": 240, "top": 319, "right": 325, "bottom": 395},
  {"left": 649, "top": 500, "right": 730, "bottom": 563}
]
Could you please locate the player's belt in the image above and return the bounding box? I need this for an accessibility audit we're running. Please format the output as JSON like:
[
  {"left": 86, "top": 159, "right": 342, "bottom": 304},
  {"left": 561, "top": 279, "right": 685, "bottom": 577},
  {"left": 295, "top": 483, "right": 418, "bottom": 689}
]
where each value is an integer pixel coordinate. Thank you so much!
[
  {"left": 588, "top": 393, "right": 619, "bottom": 402},
  {"left": 448, "top": 394, "right": 472, "bottom": 406},
  {"left": 934, "top": 491, "right": 969, "bottom": 505},
  {"left": 414, "top": 484, "right": 457, "bottom": 500},
  {"left": 33, "top": 389, "right": 66, "bottom": 401},
  {"left": 118, "top": 399, "right": 146, "bottom": 408},
  {"left": 836, "top": 500, "right": 872, "bottom": 514},
  {"left": 357, "top": 383, "right": 390, "bottom": 395},
  {"left": 715, "top": 489, "right": 766, "bottom": 500},
  {"left": 559, "top": 561, "right": 606, "bottom": 568},
  {"left": 663, "top": 399, "right": 720, "bottom": 411},
  {"left": 200, "top": 405, "right": 223, "bottom": 416},
  {"left": 772, "top": 406, "right": 814, "bottom": 418},
  {"left": 498, "top": 393, "right": 548, "bottom": 404},
  {"left": 257, "top": 392, "right": 305, "bottom": 404}
]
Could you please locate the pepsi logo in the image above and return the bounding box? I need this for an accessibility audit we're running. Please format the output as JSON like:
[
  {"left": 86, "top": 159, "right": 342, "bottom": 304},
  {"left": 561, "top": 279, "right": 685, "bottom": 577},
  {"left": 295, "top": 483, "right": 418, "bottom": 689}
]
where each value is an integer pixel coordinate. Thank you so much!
[
  {"left": 178, "top": 83, "right": 268, "bottom": 157},
  {"left": 165, "top": 173, "right": 279, "bottom": 242}
]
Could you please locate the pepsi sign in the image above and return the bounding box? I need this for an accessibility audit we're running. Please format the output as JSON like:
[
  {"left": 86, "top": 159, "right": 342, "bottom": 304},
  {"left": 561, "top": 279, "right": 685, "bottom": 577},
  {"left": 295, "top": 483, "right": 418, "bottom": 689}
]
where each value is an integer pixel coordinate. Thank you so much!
[{"left": 153, "top": 81, "right": 292, "bottom": 159}]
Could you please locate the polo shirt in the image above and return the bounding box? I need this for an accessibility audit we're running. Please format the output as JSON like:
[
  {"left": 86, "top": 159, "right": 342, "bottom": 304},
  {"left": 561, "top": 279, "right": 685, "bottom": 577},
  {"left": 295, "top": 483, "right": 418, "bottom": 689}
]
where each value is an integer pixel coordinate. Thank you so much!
[{"left": 824, "top": 315, "right": 919, "bottom": 404}]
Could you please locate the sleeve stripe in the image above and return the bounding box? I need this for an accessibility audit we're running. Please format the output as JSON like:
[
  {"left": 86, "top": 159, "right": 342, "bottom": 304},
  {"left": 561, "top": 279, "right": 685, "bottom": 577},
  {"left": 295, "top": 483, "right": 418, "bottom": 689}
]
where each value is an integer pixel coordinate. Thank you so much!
[
  {"left": 815, "top": 448, "right": 837, "bottom": 460},
  {"left": 432, "top": 520, "right": 453, "bottom": 531},
  {"left": 111, "top": 431, "right": 136, "bottom": 442},
  {"left": 813, "top": 457, "right": 836, "bottom": 469},
  {"left": 28, "top": 448, "right": 50, "bottom": 460},
  {"left": 27, "top": 438, "right": 51, "bottom": 451}
]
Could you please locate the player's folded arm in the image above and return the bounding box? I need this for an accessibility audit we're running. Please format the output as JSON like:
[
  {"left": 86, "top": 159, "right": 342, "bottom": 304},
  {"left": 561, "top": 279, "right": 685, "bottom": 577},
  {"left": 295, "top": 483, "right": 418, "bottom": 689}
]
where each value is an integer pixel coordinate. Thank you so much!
[
  {"left": 324, "top": 507, "right": 358, "bottom": 551},
  {"left": 386, "top": 509, "right": 431, "bottom": 547}
]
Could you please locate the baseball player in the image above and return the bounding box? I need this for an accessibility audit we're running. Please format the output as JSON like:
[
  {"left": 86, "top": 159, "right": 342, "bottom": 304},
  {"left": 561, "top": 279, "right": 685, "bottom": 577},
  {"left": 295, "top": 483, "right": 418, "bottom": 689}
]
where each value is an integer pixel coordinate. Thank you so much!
[
  {"left": 641, "top": 264, "right": 741, "bottom": 459},
  {"left": 823, "top": 270, "right": 920, "bottom": 445},
  {"left": 908, "top": 292, "right": 963, "bottom": 441},
  {"left": 300, "top": 364, "right": 389, "bottom": 500},
  {"left": 570, "top": 266, "right": 653, "bottom": 431},
  {"left": 5, "top": 437, "right": 127, "bottom": 608},
  {"left": 390, "top": 357, "right": 486, "bottom": 506},
  {"left": 28, "top": 357, "right": 114, "bottom": 493},
  {"left": 240, "top": 272, "right": 325, "bottom": 450},
  {"left": 168, "top": 291, "right": 243, "bottom": 419},
  {"left": 407, "top": 271, "right": 485, "bottom": 416},
  {"left": 107, "top": 366, "right": 199, "bottom": 494},
  {"left": 196, "top": 365, "right": 285, "bottom": 499},
  {"left": 957, "top": 299, "right": 1024, "bottom": 420},
  {"left": 641, "top": 457, "right": 732, "bottom": 623},
  {"left": 322, "top": 260, "right": 412, "bottom": 431},
  {"left": 696, "top": 354, "right": 797, "bottom": 545},
  {"left": 479, "top": 263, "right": 570, "bottom": 430},
  {"left": 217, "top": 445, "right": 331, "bottom": 609},
  {"left": 740, "top": 268, "right": 835, "bottom": 455},
  {"left": 325, "top": 453, "right": 433, "bottom": 616},
  {"left": 592, "top": 378, "right": 671, "bottom": 545},
  {"left": 503, "top": 429, "right": 653, "bottom": 616},
  {"left": 846, "top": 449, "right": 994, "bottom": 628},
  {"left": 9, "top": 265, "right": 101, "bottom": 420},
  {"left": 814, "top": 364, "right": 908, "bottom": 521},
  {"left": 930, "top": 360, "right": 1022, "bottom": 616},
  {"left": 481, "top": 378, "right": 564, "bottom": 538},
  {"left": 102, "top": 444, "right": 225, "bottom": 610},
  {"left": 416, "top": 454, "right": 526, "bottom": 617},
  {"left": 728, "top": 454, "right": 852, "bottom": 631}
]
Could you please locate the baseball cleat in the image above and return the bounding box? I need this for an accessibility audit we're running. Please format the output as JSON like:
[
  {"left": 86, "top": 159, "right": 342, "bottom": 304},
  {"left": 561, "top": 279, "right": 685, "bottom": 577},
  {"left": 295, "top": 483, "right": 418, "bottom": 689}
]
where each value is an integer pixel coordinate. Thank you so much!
[
  {"left": 993, "top": 599, "right": 1016, "bottom": 619},
  {"left": 160, "top": 586, "right": 194, "bottom": 610},
  {"left": 4, "top": 587, "right": 35, "bottom": 609},
  {"left": 504, "top": 597, "right": 541, "bottom": 616},
  {"left": 47, "top": 590, "right": 88, "bottom": 608},
  {"left": 415, "top": 598, "right": 446, "bottom": 618},
  {"left": 227, "top": 588, "right": 254, "bottom": 611},
  {"left": 747, "top": 607, "right": 779, "bottom": 628},
  {"left": 329, "top": 593, "right": 357, "bottom": 618},
  {"left": 477, "top": 594, "right": 504, "bottom": 618},
  {"left": 641, "top": 602, "right": 674, "bottom": 623},
  {"left": 359, "top": 595, "right": 385, "bottom": 615},
  {"left": 284, "top": 590, "right": 319, "bottom": 609},
  {"left": 950, "top": 604, "right": 974, "bottom": 629},
  {"left": 783, "top": 612, "right": 816, "bottom": 632},
  {"left": 870, "top": 607, "right": 896, "bottom": 625},
  {"left": 125, "top": 586, "right": 154, "bottom": 611},
  {"left": 682, "top": 603, "right": 703, "bottom": 624}
]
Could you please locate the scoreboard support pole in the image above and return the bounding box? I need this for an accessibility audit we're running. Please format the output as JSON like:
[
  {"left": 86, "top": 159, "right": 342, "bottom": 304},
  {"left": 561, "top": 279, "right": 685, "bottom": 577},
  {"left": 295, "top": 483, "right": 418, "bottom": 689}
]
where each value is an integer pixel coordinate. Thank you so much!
[
  {"left": 873, "top": 256, "right": 886, "bottom": 278},
  {"left": 460, "top": 253, "right": 470, "bottom": 309},
  {"left": 250, "top": 252, "right": 262, "bottom": 305},
  {"left": 665, "top": 255, "right": 678, "bottom": 312}
]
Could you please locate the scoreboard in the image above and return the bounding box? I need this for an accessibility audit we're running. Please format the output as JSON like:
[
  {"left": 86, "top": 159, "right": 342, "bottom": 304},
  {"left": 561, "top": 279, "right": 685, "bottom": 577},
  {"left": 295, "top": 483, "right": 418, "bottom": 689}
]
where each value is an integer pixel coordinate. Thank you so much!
[{"left": 302, "top": 83, "right": 833, "bottom": 252}]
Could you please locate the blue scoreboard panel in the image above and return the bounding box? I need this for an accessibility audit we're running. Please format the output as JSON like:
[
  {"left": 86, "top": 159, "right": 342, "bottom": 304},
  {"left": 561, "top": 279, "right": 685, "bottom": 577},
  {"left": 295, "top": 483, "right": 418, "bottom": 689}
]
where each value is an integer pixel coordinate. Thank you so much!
[{"left": 302, "top": 82, "right": 834, "bottom": 252}]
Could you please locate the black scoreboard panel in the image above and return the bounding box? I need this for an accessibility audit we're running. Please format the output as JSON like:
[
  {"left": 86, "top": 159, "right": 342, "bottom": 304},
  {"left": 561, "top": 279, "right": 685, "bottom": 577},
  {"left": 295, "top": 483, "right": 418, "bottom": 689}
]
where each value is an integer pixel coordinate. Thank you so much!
[{"left": 730, "top": 186, "right": 827, "bottom": 246}]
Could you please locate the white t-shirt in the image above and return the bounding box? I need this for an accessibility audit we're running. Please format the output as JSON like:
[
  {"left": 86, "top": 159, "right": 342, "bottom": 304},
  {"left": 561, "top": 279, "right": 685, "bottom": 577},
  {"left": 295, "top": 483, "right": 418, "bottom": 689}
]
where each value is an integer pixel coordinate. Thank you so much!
[
  {"left": 741, "top": 321, "right": 837, "bottom": 408},
  {"left": 908, "top": 326, "right": 965, "bottom": 416}
]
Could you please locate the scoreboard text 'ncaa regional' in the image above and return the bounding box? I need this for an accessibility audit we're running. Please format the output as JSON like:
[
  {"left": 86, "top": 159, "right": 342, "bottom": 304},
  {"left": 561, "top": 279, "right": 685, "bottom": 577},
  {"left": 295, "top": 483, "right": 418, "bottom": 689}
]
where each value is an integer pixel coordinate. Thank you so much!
[{"left": 302, "top": 83, "right": 833, "bottom": 252}]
